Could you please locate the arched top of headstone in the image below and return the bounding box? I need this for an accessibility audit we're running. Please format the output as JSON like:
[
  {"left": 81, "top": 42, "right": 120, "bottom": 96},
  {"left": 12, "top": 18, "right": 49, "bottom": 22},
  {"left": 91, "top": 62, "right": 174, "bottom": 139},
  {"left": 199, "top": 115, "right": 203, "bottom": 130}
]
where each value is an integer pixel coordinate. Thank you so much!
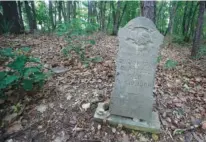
[
  {"left": 118, "top": 17, "right": 163, "bottom": 48},
  {"left": 124, "top": 17, "right": 157, "bottom": 31}
]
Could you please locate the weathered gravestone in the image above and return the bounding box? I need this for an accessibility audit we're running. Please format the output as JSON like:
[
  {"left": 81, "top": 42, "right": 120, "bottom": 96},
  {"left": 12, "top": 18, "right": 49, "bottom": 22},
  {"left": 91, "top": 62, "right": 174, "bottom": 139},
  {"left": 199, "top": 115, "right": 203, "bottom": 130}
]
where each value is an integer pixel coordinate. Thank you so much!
[{"left": 94, "top": 17, "right": 163, "bottom": 133}]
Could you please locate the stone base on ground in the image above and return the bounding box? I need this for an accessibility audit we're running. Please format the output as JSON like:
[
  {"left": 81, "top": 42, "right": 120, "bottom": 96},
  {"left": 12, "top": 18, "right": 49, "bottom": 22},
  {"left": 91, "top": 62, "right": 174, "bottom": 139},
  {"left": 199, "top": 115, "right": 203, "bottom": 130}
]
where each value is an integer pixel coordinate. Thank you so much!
[{"left": 94, "top": 102, "right": 161, "bottom": 134}]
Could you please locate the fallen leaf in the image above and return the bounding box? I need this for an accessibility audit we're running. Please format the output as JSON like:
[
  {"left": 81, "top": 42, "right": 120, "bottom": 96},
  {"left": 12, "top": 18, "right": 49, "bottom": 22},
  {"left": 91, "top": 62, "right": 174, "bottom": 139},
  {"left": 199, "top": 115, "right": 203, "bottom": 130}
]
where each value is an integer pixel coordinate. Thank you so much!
[
  {"left": 36, "top": 104, "right": 48, "bottom": 113},
  {"left": 184, "top": 132, "right": 193, "bottom": 142},
  {"left": 97, "top": 124, "right": 101, "bottom": 130},
  {"left": 201, "top": 121, "right": 206, "bottom": 130},
  {"left": 7, "top": 122, "right": 22, "bottom": 134},
  {"left": 152, "top": 134, "right": 159, "bottom": 141},
  {"left": 82, "top": 103, "right": 90, "bottom": 111},
  {"left": 112, "top": 127, "right": 116, "bottom": 133},
  {"left": 122, "top": 133, "right": 129, "bottom": 142}
]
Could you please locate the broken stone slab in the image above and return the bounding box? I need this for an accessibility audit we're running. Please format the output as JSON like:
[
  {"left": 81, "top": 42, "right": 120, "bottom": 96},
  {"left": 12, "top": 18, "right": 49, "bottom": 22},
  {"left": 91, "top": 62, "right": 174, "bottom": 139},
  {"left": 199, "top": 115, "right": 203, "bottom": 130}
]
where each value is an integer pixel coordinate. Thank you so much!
[{"left": 94, "top": 102, "right": 161, "bottom": 134}]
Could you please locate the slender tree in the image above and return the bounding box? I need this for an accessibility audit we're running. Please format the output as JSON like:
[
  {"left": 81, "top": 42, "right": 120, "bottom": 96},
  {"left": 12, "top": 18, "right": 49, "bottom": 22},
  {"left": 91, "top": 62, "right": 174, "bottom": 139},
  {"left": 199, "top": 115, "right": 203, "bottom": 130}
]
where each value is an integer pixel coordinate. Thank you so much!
[
  {"left": 73, "top": 1, "right": 76, "bottom": 19},
  {"left": 25, "top": 1, "right": 36, "bottom": 32},
  {"left": 141, "top": 1, "right": 156, "bottom": 23},
  {"left": 49, "top": 1, "right": 55, "bottom": 29},
  {"left": 67, "top": 1, "right": 72, "bottom": 21},
  {"left": 112, "top": 1, "right": 121, "bottom": 35},
  {"left": 191, "top": 1, "right": 205, "bottom": 57},
  {"left": 165, "top": 1, "right": 179, "bottom": 36},
  {"left": 31, "top": 1, "right": 37, "bottom": 30},
  {"left": 1, "top": 1, "right": 21, "bottom": 33},
  {"left": 88, "top": 1, "right": 93, "bottom": 23},
  {"left": 111, "top": 1, "right": 127, "bottom": 35},
  {"left": 17, "top": 1, "right": 24, "bottom": 31},
  {"left": 0, "top": 12, "right": 3, "bottom": 34},
  {"left": 58, "top": 1, "right": 62, "bottom": 23}
]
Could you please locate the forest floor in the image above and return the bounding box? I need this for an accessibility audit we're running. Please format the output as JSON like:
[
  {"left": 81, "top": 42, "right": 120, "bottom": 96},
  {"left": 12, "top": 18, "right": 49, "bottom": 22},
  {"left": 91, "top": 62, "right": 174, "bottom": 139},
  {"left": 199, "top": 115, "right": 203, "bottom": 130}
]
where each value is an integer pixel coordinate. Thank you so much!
[{"left": 0, "top": 33, "right": 206, "bottom": 142}]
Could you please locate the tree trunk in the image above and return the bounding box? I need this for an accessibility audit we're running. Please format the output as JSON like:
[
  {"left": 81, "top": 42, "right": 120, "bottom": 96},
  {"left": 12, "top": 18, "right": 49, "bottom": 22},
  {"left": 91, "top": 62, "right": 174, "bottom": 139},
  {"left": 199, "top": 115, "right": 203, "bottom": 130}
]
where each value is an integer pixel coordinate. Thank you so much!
[
  {"left": 49, "top": 1, "right": 55, "bottom": 29},
  {"left": 54, "top": 1, "right": 57, "bottom": 26},
  {"left": 67, "top": 1, "right": 71, "bottom": 21},
  {"left": 191, "top": 1, "right": 205, "bottom": 57},
  {"left": 88, "top": 1, "right": 92, "bottom": 23},
  {"left": 118, "top": 2, "right": 128, "bottom": 27},
  {"left": 25, "top": 1, "right": 34, "bottom": 32},
  {"left": 31, "top": 1, "right": 37, "bottom": 30},
  {"left": 183, "top": 1, "right": 195, "bottom": 42},
  {"left": 182, "top": 1, "right": 189, "bottom": 36},
  {"left": 189, "top": 3, "right": 199, "bottom": 40},
  {"left": 2, "top": 1, "right": 21, "bottom": 34},
  {"left": 99, "top": 1, "right": 106, "bottom": 31},
  {"left": 17, "top": 1, "right": 24, "bottom": 31},
  {"left": 165, "top": 1, "right": 179, "bottom": 36},
  {"left": 141, "top": 1, "right": 156, "bottom": 23},
  {"left": 112, "top": 1, "right": 121, "bottom": 35},
  {"left": 107, "top": 2, "right": 112, "bottom": 30},
  {"left": 61, "top": 1, "right": 67, "bottom": 22},
  {"left": 73, "top": 1, "right": 76, "bottom": 19},
  {"left": 58, "top": 1, "right": 62, "bottom": 23},
  {"left": 0, "top": 12, "right": 3, "bottom": 34}
]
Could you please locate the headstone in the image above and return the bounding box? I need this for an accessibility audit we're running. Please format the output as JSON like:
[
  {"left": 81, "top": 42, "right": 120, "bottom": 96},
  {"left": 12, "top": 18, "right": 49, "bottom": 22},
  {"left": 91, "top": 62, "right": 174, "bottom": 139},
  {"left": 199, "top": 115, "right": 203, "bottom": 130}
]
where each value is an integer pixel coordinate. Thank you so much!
[{"left": 94, "top": 17, "right": 163, "bottom": 133}]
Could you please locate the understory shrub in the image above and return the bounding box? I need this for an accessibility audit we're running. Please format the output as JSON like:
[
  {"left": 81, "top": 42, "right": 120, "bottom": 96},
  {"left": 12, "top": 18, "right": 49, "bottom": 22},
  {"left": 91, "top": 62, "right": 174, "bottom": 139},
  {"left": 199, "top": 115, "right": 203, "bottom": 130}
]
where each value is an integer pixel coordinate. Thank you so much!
[
  {"left": 164, "top": 59, "right": 178, "bottom": 69},
  {"left": 172, "top": 35, "right": 185, "bottom": 45},
  {"left": 62, "top": 45, "right": 102, "bottom": 67},
  {"left": 0, "top": 47, "right": 51, "bottom": 99},
  {"left": 55, "top": 18, "right": 99, "bottom": 36},
  {"left": 197, "top": 45, "right": 206, "bottom": 58}
]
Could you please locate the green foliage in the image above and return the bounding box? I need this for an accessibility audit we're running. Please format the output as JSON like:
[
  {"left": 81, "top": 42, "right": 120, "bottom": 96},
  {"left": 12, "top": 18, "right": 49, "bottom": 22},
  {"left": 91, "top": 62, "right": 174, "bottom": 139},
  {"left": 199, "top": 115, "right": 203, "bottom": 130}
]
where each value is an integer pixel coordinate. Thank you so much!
[
  {"left": 164, "top": 59, "right": 178, "bottom": 69},
  {"left": 0, "top": 20, "right": 13, "bottom": 34},
  {"left": 157, "top": 55, "right": 162, "bottom": 63},
  {"left": 62, "top": 44, "right": 102, "bottom": 67},
  {"left": 36, "top": 1, "right": 50, "bottom": 31},
  {"left": 56, "top": 19, "right": 99, "bottom": 36},
  {"left": 0, "top": 47, "right": 50, "bottom": 98},
  {"left": 172, "top": 35, "right": 185, "bottom": 45},
  {"left": 88, "top": 39, "right": 96, "bottom": 45},
  {"left": 196, "top": 45, "right": 206, "bottom": 58}
]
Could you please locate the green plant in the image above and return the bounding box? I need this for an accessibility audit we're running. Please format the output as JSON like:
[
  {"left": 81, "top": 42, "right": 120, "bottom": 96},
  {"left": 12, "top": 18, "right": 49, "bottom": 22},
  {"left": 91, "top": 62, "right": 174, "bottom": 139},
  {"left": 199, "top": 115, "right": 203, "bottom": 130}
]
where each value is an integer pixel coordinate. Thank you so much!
[
  {"left": 62, "top": 45, "right": 102, "bottom": 67},
  {"left": 172, "top": 35, "right": 185, "bottom": 45},
  {"left": 157, "top": 55, "right": 162, "bottom": 63},
  {"left": 56, "top": 19, "right": 98, "bottom": 36},
  {"left": 164, "top": 59, "right": 178, "bottom": 69},
  {"left": 0, "top": 20, "right": 13, "bottom": 34},
  {"left": 196, "top": 45, "right": 206, "bottom": 58},
  {"left": 0, "top": 47, "right": 51, "bottom": 98}
]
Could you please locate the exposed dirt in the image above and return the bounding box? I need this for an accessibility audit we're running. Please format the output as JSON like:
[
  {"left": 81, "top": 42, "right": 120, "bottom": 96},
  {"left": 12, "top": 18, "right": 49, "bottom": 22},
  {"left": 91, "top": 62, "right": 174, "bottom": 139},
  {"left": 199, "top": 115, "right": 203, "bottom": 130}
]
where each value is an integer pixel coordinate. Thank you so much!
[{"left": 0, "top": 33, "right": 206, "bottom": 142}]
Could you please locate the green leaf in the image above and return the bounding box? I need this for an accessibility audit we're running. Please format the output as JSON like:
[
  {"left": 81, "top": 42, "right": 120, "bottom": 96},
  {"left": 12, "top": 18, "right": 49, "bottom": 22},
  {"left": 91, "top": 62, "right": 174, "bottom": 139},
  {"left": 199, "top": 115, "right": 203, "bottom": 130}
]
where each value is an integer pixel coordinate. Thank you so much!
[
  {"left": 91, "top": 56, "right": 103, "bottom": 63},
  {"left": 0, "top": 81, "right": 7, "bottom": 89},
  {"left": 157, "top": 55, "right": 162, "bottom": 63},
  {"left": 28, "top": 57, "right": 41, "bottom": 63},
  {"left": 89, "top": 39, "right": 95, "bottom": 45},
  {"left": 0, "top": 75, "right": 19, "bottom": 89},
  {"left": 0, "top": 47, "right": 14, "bottom": 57},
  {"left": 22, "top": 79, "right": 33, "bottom": 91},
  {"left": 0, "top": 72, "right": 6, "bottom": 80},
  {"left": 23, "top": 67, "right": 41, "bottom": 78},
  {"left": 173, "top": 129, "right": 186, "bottom": 135},
  {"left": 33, "top": 72, "right": 46, "bottom": 82},
  {"left": 4, "top": 75, "right": 19, "bottom": 85},
  {"left": 164, "top": 59, "right": 178, "bottom": 69},
  {"left": 20, "top": 47, "right": 31, "bottom": 52},
  {"left": 7, "top": 56, "right": 26, "bottom": 71}
]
